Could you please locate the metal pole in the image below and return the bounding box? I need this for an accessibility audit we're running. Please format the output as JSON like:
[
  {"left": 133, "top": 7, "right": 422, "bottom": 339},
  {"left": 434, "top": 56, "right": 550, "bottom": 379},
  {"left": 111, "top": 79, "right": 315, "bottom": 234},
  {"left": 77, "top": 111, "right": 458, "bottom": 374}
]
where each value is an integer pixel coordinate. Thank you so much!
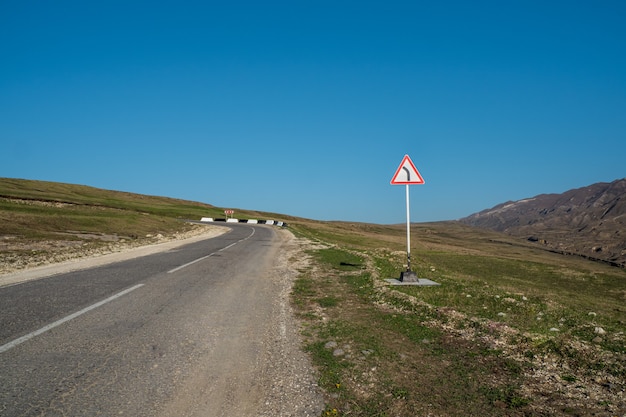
[{"left": 405, "top": 183, "right": 411, "bottom": 271}]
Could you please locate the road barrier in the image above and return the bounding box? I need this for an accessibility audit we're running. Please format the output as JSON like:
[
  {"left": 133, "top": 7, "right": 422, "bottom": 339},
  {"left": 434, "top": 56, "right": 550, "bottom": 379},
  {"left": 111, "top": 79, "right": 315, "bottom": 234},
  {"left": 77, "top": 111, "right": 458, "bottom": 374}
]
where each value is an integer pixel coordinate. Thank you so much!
[{"left": 200, "top": 217, "right": 287, "bottom": 227}]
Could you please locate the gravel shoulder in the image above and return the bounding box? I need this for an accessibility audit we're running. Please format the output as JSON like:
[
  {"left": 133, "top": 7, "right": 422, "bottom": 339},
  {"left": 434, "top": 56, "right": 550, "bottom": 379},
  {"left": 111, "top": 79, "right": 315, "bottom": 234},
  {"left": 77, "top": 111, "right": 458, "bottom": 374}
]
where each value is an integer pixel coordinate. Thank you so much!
[
  {"left": 158, "top": 228, "right": 325, "bottom": 417},
  {"left": 257, "top": 228, "right": 326, "bottom": 416}
]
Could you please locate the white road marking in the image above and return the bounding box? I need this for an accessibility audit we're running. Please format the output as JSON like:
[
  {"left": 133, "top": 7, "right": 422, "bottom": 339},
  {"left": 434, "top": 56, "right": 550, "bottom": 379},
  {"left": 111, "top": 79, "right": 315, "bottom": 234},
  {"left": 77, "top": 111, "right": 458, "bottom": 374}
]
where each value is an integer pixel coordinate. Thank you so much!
[
  {"left": 167, "top": 253, "right": 215, "bottom": 273},
  {"left": 0, "top": 284, "right": 145, "bottom": 354},
  {"left": 167, "top": 227, "right": 256, "bottom": 274},
  {"left": 1, "top": 227, "right": 257, "bottom": 353}
]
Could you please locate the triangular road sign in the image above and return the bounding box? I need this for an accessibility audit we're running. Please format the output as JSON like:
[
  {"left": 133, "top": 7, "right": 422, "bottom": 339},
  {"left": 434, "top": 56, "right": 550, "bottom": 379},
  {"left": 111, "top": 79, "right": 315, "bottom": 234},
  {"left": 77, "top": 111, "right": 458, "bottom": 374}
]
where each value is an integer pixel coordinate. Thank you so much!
[{"left": 390, "top": 155, "right": 425, "bottom": 185}]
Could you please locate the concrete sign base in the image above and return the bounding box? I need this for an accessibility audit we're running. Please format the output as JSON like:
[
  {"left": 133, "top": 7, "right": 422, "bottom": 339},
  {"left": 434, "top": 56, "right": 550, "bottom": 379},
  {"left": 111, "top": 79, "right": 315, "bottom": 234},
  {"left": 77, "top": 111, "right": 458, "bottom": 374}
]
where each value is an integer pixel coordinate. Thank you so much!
[{"left": 385, "top": 278, "right": 440, "bottom": 286}]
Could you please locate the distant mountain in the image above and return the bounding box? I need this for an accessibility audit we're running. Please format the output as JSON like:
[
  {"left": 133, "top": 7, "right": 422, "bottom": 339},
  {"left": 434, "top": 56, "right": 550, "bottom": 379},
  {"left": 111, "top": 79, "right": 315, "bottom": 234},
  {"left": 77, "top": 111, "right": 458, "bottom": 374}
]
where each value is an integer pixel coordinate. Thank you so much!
[{"left": 460, "top": 179, "right": 626, "bottom": 268}]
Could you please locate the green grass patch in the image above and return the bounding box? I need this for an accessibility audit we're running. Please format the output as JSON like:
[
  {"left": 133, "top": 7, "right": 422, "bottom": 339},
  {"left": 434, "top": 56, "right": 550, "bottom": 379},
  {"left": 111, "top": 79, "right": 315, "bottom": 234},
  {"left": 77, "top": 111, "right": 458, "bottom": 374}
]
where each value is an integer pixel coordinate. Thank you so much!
[
  {"left": 312, "top": 247, "right": 364, "bottom": 271},
  {"left": 317, "top": 296, "right": 339, "bottom": 308}
]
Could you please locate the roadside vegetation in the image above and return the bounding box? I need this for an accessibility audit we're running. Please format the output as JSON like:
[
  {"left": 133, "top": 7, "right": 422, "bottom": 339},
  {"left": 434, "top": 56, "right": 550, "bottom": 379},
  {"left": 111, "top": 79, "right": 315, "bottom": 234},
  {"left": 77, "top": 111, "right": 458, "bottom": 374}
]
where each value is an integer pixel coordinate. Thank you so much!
[{"left": 289, "top": 220, "right": 626, "bottom": 416}]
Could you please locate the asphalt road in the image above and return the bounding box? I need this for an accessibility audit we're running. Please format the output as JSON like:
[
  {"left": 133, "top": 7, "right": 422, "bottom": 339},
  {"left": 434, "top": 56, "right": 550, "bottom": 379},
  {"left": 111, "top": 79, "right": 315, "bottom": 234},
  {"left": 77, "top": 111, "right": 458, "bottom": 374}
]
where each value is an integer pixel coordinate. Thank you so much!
[{"left": 0, "top": 224, "right": 323, "bottom": 416}]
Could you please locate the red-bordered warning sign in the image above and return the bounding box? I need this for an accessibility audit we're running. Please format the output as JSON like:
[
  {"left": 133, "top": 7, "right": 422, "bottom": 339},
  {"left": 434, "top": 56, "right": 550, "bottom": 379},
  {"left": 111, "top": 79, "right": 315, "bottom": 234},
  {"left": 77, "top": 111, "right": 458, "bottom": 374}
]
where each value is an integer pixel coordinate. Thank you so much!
[{"left": 390, "top": 155, "right": 425, "bottom": 185}]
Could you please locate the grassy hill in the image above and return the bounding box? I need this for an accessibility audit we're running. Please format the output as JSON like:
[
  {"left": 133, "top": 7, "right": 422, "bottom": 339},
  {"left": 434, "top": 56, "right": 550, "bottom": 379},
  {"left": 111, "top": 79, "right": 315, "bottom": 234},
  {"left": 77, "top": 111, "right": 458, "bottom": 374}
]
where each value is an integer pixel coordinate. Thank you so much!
[
  {"left": 2, "top": 178, "right": 625, "bottom": 415},
  {"left": 0, "top": 177, "right": 289, "bottom": 272},
  {"left": 0, "top": 177, "right": 293, "bottom": 234}
]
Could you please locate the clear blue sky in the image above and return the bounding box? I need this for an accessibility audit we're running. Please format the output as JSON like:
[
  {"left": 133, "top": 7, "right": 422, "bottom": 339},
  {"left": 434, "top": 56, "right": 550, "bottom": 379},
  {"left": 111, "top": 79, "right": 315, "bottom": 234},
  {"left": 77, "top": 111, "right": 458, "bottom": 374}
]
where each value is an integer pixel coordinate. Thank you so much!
[{"left": 2, "top": 1, "right": 625, "bottom": 223}]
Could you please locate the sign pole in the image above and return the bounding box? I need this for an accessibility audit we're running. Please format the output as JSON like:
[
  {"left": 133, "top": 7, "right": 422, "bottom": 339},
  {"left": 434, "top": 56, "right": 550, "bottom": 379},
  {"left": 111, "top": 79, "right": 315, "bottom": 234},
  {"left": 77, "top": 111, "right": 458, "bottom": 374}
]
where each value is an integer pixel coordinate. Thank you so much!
[
  {"left": 390, "top": 154, "right": 424, "bottom": 282},
  {"left": 405, "top": 183, "right": 411, "bottom": 271}
]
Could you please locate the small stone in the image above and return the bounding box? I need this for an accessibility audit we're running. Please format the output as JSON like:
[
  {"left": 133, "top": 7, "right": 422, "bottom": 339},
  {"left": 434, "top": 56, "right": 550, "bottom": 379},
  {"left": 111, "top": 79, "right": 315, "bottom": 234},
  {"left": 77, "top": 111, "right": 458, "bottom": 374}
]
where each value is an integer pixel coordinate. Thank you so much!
[
  {"left": 594, "top": 327, "right": 606, "bottom": 335},
  {"left": 592, "top": 337, "right": 603, "bottom": 344},
  {"left": 497, "top": 312, "right": 507, "bottom": 317},
  {"left": 333, "top": 349, "right": 345, "bottom": 357},
  {"left": 325, "top": 341, "right": 337, "bottom": 349},
  {"left": 549, "top": 328, "right": 560, "bottom": 332}
]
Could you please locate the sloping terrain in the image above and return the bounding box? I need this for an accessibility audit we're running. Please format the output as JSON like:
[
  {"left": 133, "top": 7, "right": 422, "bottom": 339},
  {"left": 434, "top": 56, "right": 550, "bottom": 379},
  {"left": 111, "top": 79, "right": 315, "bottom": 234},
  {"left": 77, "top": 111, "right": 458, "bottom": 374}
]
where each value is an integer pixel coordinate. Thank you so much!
[
  {"left": 461, "top": 179, "right": 626, "bottom": 267},
  {"left": 0, "top": 177, "right": 288, "bottom": 274}
]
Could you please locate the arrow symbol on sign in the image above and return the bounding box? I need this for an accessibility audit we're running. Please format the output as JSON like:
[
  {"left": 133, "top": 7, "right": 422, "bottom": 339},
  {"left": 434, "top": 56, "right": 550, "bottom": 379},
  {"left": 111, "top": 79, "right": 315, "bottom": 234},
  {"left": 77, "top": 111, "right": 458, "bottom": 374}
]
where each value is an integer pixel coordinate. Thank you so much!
[{"left": 402, "top": 167, "right": 410, "bottom": 181}]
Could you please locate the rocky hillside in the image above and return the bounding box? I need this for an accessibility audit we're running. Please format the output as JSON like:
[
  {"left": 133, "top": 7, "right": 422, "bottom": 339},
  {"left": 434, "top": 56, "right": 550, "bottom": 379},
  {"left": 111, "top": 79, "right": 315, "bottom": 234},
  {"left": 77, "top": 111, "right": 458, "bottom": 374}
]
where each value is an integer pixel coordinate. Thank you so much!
[{"left": 460, "top": 178, "right": 626, "bottom": 267}]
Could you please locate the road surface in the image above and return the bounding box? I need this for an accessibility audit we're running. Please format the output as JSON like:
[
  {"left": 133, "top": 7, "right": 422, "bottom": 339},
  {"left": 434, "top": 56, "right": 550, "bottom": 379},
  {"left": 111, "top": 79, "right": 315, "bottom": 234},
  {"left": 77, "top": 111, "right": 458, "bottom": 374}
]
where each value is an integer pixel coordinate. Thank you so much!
[{"left": 0, "top": 224, "right": 323, "bottom": 416}]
